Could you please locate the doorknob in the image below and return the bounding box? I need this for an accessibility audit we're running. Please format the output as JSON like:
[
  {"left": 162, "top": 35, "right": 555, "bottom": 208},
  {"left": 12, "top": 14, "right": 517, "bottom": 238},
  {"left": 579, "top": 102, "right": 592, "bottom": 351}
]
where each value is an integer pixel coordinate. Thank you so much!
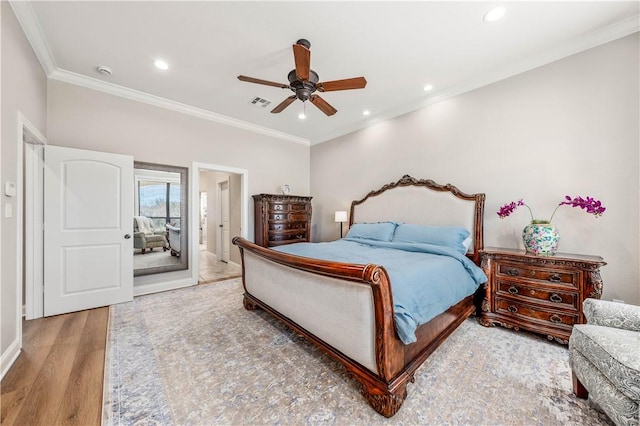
[
  {"left": 124, "top": 234, "right": 131, "bottom": 239},
  {"left": 219, "top": 225, "right": 223, "bottom": 228}
]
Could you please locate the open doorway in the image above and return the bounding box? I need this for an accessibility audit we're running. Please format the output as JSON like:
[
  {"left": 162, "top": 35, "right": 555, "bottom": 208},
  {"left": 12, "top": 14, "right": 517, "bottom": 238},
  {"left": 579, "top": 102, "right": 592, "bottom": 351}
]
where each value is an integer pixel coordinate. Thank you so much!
[{"left": 196, "top": 167, "right": 244, "bottom": 284}]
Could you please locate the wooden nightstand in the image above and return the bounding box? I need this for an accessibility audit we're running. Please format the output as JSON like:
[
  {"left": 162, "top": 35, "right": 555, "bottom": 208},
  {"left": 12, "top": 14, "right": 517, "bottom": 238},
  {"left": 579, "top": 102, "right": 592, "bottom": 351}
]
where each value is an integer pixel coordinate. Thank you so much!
[{"left": 479, "top": 248, "right": 606, "bottom": 344}]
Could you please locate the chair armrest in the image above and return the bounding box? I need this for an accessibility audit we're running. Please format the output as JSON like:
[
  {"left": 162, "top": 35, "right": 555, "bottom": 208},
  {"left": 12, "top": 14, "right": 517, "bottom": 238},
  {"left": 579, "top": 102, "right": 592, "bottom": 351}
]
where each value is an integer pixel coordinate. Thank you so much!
[{"left": 583, "top": 298, "right": 640, "bottom": 332}]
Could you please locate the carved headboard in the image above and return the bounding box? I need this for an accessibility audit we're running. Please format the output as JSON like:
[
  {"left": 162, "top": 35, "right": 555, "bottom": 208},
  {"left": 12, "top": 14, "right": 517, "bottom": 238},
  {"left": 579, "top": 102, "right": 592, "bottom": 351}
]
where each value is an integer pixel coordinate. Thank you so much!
[{"left": 349, "top": 175, "right": 485, "bottom": 264}]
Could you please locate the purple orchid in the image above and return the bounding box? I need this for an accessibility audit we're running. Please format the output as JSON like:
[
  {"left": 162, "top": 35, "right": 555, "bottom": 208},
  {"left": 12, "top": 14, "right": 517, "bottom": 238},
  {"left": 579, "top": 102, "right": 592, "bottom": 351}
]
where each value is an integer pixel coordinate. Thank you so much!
[
  {"left": 497, "top": 195, "right": 606, "bottom": 223},
  {"left": 497, "top": 199, "right": 528, "bottom": 219},
  {"left": 558, "top": 195, "right": 606, "bottom": 217}
]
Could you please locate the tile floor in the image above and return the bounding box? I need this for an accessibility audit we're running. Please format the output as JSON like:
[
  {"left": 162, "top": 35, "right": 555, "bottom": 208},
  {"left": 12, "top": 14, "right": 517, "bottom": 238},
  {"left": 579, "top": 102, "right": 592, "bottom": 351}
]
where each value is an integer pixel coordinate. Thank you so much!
[{"left": 198, "top": 248, "right": 242, "bottom": 284}]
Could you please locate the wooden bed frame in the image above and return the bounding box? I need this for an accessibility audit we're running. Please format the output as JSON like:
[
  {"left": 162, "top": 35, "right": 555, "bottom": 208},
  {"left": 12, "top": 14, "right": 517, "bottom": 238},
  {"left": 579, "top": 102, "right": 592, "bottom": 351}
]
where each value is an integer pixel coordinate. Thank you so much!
[{"left": 233, "top": 175, "right": 485, "bottom": 417}]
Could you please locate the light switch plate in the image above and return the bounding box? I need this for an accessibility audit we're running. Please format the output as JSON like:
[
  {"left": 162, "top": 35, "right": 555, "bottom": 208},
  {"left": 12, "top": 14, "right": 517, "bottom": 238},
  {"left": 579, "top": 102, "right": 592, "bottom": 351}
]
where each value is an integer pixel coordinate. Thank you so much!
[{"left": 4, "top": 182, "right": 16, "bottom": 197}]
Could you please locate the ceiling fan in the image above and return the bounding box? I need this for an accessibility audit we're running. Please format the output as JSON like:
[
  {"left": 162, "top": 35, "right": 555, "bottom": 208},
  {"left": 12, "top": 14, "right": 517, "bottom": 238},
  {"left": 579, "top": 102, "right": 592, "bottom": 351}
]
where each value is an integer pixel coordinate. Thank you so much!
[{"left": 237, "top": 39, "right": 367, "bottom": 116}]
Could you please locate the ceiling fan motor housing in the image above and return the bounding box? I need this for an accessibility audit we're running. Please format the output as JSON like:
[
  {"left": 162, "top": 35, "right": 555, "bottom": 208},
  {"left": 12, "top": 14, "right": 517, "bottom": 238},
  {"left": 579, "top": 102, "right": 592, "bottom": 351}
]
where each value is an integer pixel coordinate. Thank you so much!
[{"left": 287, "top": 69, "right": 319, "bottom": 101}]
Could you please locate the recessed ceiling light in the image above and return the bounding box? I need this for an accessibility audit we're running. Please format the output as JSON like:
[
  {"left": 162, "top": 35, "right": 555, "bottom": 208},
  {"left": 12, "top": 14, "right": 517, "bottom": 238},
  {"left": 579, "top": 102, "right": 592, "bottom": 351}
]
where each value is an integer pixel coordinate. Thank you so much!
[
  {"left": 423, "top": 84, "right": 434, "bottom": 92},
  {"left": 483, "top": 6, "right": 506, "bottom": 23},
  {"left": 298, "top": 112, "right": 306, "bottom": 120},
  {"left": 153, "top": 59, "right": 169, "bottom": 70},
  {"left": 363, "top": 110, "right": 370, "bottom": 116}
]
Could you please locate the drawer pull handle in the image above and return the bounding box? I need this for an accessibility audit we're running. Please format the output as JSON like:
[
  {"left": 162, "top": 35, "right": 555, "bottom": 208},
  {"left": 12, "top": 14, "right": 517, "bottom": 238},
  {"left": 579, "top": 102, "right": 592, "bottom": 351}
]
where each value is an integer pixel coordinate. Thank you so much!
[
  {"left": 507, "top": 286, "right": 519, "bottom": 295},
  {"left": 549, "top": 293, "right": 562, "bottom": 303},
  {"left": 506, "top": 269, "right": 520, "bottom": 277},
  {"left": 548, "top": 274, "right": 562, "bottom": 283},
  {"left": 508, "top": 305, "right": 518, "bottom": 313},
  {"left": 549, "top": 314, "right": 563, "bottom": 323}
]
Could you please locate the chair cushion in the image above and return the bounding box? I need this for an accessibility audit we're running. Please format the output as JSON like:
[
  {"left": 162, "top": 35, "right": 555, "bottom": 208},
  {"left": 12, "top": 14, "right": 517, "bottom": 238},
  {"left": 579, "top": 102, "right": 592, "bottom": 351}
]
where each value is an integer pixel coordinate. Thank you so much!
[
  {"left": 145, "top": 235, "right": 166, "bottom": 243},
  {"left": 570, "top": 324, "right": 640, "bottom": 401}
]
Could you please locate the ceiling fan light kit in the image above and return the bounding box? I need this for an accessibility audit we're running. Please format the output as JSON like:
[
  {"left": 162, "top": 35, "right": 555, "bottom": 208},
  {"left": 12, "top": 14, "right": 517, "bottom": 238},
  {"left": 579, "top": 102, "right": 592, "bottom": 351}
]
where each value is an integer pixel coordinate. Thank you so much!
[{"left": 238, "top": 38, "right": 367, "bottom": 116}]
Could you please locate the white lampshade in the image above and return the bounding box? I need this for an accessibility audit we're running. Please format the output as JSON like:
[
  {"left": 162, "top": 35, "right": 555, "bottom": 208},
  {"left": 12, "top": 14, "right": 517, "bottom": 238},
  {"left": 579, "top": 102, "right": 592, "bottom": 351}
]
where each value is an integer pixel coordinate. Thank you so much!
[{"left": 334, "top": 211, "right": 348, "bottom": 223}]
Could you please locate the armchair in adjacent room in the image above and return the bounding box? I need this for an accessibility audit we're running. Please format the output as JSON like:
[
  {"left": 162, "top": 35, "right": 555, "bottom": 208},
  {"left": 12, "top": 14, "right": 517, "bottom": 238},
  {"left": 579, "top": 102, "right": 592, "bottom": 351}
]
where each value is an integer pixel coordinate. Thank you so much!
[
  {"left": 166, "top": 224, "right": 181, "bottom": 256},
  {"left": 569, "top": 298, "right": 640, "bottom": 426},
  {"left": 133, "top": 216, "right": 168, "bottom": 254}
]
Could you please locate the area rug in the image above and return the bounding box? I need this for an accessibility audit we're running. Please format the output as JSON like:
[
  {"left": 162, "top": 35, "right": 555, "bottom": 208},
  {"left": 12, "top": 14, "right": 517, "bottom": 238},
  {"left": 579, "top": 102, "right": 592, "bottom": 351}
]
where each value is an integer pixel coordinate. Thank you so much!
[{"left": 103, "top": 278, "right": 612, "bottom": 425}]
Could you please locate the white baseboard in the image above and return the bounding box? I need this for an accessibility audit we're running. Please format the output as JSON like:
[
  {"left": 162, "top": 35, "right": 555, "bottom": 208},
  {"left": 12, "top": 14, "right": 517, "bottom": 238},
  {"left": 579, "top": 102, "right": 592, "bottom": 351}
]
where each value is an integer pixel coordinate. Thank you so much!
[
  {"left": 0, "top": 338, "right": 22, "bottom": 380},
  {"left": 133, "top": 278, "right": 197, "bottom": 297}
]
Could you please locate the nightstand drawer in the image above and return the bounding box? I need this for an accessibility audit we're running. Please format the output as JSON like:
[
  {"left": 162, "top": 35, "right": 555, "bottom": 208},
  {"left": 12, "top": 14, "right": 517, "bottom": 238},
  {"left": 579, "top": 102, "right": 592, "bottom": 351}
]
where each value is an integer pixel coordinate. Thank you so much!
[
  {"left": 497, "top": 262, "right": 578, "bottom": 288},
  {"left": 496, "top": 280, "right": 579, "bottom": 310},
  {"left": 495, "top": 297, "right": 577, "bottom": 327}
]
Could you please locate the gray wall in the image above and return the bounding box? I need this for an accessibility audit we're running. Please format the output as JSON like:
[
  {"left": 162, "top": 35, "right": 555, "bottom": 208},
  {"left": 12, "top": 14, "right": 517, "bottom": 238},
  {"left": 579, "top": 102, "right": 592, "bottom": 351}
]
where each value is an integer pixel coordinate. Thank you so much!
[
  {"left": 1, "top": 3, "right": 48, "bottom": 362},
  {"left": 311, "top": 34, "right": 639, "bottom": 305}
]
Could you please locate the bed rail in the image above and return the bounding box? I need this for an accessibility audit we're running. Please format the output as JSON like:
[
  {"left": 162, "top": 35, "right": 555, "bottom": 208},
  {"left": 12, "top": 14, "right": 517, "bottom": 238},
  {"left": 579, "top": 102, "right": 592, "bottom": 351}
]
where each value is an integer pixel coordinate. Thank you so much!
[{"left": 233, "top": 237, "right": 405, "bottom": 382}]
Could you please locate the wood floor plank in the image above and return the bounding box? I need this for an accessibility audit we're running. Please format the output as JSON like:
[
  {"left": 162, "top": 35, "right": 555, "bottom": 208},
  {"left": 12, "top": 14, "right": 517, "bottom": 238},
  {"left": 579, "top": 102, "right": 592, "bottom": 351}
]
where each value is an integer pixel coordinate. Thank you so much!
[
  {"left": 12, "top": 342, "right": 78, "bottom": 425},
  {"left": 22, "top": 313, "right": 68, "bottom": 348},
  {"left": 53, "top": 349, "right": 105, "bottom": 425},
  {"left": 0, "top": 388, "right": 27, "bottom": 425},
  {"left": 1, "top": 307, "right": 109, "bottom": 426},
  {"left": 0, "top": 342, "right": 52, "bottom": 394},
  {"left": 53, "top": 307, "right": 108, "bottom": 425}
]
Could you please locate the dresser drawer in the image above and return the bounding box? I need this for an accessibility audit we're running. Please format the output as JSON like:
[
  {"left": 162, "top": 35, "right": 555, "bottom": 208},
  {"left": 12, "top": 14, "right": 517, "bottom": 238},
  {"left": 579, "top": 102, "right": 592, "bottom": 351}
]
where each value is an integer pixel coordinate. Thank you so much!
[
  {"left": 495, "top": 297, "right": 577, "bottom": 327},
  {"left": 289, "top": 203, "right": 308, "bottom": 211},
  {"left": 269, "top": 222, "right": 307, "bottom": 231},
  {"left": 268, "top": 213, "right": 288, "bottom": 221},
  {"left": 496, "top": 280, "right": 579, "bottom": 310},
  {"left": 268, "top": 231, "right": 307, "bottom": 243},
  {"left": 288, "top": 213, "right": 308, "bottom": 222},
  {"left": 497, "top": 262, "right": 578, "bottom": 288},
  {"left": 269, "top": 202, "right": 289, "bottom": 213}
]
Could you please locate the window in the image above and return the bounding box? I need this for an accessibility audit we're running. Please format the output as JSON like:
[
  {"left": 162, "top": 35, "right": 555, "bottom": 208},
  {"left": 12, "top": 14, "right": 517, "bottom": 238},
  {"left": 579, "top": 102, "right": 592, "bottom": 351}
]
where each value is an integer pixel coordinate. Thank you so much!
[{"left": 137, "top": 177, "right": 181, "bottom": 229}]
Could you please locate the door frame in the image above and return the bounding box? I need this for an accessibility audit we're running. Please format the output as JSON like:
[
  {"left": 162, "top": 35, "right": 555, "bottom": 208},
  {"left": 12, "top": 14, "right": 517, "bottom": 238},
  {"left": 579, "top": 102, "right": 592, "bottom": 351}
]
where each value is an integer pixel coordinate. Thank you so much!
[
  {"left": 21, "top": 112, "right": 47, "bottom": 321},
  {"left": 215, "top": 177, "right": 230, "bottom": 262},
  {"left": 191, "top": 162, "right": 248, "bottom": 278}
]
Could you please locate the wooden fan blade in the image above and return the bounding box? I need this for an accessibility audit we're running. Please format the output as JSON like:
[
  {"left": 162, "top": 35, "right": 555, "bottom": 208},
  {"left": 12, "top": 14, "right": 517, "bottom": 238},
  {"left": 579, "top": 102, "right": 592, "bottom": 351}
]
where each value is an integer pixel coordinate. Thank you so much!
[
  {"left": 293, "top": 44, "right": 310, "bottom": 81},
  {"left": 317, "top": 77, "right": 367, "bottom": 92},
  {"left": 309, "top": 95, "right": 337, "bottom": 116},
  {"left": 238, "top": 75, "right": 289, "bottom": 89},
  {"left": 271, "top": 95, "right": 297, "bottom": 113}
]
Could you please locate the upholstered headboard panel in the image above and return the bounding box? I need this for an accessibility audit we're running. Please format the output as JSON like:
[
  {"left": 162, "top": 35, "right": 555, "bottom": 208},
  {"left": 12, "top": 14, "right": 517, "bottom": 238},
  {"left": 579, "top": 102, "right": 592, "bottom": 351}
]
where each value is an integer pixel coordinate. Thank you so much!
[{"left": 349, "top": 175, "right": 485, "bottom": 263}]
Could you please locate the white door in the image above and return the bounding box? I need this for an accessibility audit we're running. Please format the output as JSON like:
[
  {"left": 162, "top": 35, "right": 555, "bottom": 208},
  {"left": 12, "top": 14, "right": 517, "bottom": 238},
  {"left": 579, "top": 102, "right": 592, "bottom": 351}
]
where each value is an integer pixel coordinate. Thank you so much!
[
  {"left": 44, "top": 145, "right": 134, "bottom": 316},
  {"left": 220, "top": 180, "right": 230, "bottom": 262}
]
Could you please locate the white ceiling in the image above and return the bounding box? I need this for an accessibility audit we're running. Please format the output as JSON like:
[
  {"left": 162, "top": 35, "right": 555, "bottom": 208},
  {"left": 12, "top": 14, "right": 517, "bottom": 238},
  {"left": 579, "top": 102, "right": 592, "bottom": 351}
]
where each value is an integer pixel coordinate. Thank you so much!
[{"left": 11, "top": 1, "right": 639, "bottom": 145}]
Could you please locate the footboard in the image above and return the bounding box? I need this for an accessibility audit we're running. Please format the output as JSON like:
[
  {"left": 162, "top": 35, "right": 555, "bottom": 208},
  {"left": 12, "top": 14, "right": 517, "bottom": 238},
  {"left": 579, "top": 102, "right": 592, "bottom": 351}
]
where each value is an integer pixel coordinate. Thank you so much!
[{"left": 233, "top": 237, "right": 409, "bottom": 415}]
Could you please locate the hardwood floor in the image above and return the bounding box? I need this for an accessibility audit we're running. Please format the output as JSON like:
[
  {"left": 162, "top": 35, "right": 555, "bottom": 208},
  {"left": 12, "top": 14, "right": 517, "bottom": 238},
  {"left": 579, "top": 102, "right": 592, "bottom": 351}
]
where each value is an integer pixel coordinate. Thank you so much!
[{"left": 0, "top": 307, "right": 108, "bottom": 426}]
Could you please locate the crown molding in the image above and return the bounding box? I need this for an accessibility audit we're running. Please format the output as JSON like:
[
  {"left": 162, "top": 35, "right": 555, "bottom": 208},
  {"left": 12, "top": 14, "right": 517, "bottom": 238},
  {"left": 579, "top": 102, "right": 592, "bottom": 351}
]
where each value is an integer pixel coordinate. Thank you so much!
[
  {"left": 311, "top": 14, "right": 640, "bottom": 145},
  {"left": 49, "top": 69, "right": 310, "bottom": 145},
  {"left": 9, "top": 0, "right": 57, "bottom": 75},
  {"left": 9, "top": 0, "right": 308, "bottom": 146},
  {"left": 10, "top": 0, "right": 636, "bottom": 147}
]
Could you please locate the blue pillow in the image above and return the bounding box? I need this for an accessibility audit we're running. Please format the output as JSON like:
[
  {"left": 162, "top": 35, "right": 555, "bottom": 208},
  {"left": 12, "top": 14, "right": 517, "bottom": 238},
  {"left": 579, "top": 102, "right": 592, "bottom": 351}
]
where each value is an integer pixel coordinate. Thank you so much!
[
  {"left": 345, "top": 222, "right": 398, "bottom": 242},
  {"left": 392, "top": 224, "right": 470, "bottom": 254}
]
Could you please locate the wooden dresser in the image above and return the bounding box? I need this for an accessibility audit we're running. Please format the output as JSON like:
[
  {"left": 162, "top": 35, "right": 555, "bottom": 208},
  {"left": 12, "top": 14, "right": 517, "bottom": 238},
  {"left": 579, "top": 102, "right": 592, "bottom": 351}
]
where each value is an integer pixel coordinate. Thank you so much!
[
  {"left": 253, "top": 194, "right": 312, "bottom": 247},
  {"left": 479, "top": 248, "right": 606, "bottom": 344}
]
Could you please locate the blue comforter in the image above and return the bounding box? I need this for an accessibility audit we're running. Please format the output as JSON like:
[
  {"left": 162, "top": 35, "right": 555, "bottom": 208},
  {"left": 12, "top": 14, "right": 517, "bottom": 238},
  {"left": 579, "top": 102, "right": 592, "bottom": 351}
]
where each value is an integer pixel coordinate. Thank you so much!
[{"left": 273, "top": 238, "right": 487, "bottom": 344}]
